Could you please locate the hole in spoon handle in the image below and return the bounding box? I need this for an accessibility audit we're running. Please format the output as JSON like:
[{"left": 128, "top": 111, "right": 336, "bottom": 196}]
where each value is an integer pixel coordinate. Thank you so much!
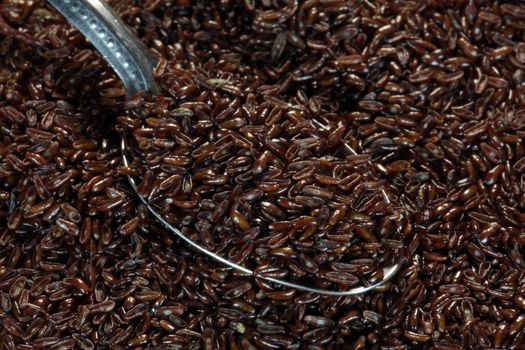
[{"left": 48, "top": 0, "right": 160, "bottom": 95}]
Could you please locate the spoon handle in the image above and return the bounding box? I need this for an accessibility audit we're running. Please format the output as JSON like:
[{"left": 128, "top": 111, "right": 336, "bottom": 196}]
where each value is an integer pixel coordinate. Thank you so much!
[{"left": 48, "top": 0, "right": 160, "bottom": 94}]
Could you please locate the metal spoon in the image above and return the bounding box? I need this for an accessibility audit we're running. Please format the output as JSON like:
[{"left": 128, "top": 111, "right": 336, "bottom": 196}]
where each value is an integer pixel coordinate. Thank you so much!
[{"left": 48, "top": 0, "right": 404, "bottom": 295}]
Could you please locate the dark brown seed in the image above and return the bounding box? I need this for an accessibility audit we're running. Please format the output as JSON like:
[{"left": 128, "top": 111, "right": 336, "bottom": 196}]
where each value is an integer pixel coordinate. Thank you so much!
[
  {"left": 86, "top": 300, "right": 115, "bottom": 314},
  {"left": 60, "top": 203, "right": 81, "bottom": 223},
  {"left": 321, "top": 271, "right": 359, "bottom": 286},
  {"left": 271, "top": 32, "right": 287, "bottom": 62},
  {"left": 72, "top": 334, "right": 94, "bottom": 350},
  {"left": 3, "top": 316, "right": 25, "bottom": 338},
  {"left": 118, "top": 217, "right": 140, "bottom": 236}
]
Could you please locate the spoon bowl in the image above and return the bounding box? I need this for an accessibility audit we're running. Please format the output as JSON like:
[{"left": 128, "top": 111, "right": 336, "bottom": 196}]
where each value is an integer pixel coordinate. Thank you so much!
[{"left": 48, "top": 0, "right": 404, "bottom": 295}]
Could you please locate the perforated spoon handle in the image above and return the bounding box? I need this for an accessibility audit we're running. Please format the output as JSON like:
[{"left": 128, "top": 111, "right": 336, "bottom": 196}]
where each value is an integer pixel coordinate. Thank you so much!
[{"left": 48, "top": 0, "right": 160, "bottom": 94}]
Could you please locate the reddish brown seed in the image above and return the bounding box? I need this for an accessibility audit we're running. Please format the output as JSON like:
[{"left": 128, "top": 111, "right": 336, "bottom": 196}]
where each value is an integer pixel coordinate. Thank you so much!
[
  {"left": 8, "top": 276, "right": 26, "bottom": 299},
  {"left": 224, "top": 282, "right": 252, "bottom": 299},
  {"left": 304, "top": 315, "right": 335, "bottom": 328},
  {"left": 514, "top": 156, "right": 525, "bottom": 173},
  {"left": 439, "top": 284, "right": 469, "bottom": 295},
  {"left": 72, "top": 334, "right": 94, "bottom": 350},
  {"left": 68, "top": 277, "right": 92, "bottom": 293},
  {"left": 302, "top": 185, "right": 333, "bottom": 199},
  {"left": 118, "top": 217, "right": 140, "bottom": 236},
  {"left": 404, "top": 331, "right": 430, "bottom": 342},
  {"left": 253, "top": 150, "right": 273, "bottom": 174},
  {"left": 7, "top": 207, "right": 23, "bottom": 230},
  {"left": 264, "top": 289, "right": 296, "bottom": 300},
  {"left": 56, "top": 218, "right": 79, "bottom": 236},
  {"left": 321, "top": 271, "right": 359, "bottom": 286},
  {"left": 135, "top": 290, "right": 162, "bottom": 302},
  {"left": 314, "top": 174, "right": 341, "bottom": 185},
  {"left": 60, "top": 203, "right": 81, "bottom": 223},
  {"left": 33, "top": 337, "right": 60, "bottom": 348},
  {"left": 271, "top": 31, "right": 287, "bottom": 62},
  {"left": 154, "top": 305, "right": 187, "bottom": 319},
  {"left": 231, "top": 210, "right": 250, "bottom": 231},
  {"left": 86, "top": 300, "right": 115, "bottom": 314},
  {"left": 3, "top": 316, "right": 24, "bottom": 338}
]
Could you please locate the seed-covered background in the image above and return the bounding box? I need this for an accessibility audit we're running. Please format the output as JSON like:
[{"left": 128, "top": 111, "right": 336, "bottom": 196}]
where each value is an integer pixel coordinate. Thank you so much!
[{"left": 0, "top": 0, "right": 524, "bottom": 349}]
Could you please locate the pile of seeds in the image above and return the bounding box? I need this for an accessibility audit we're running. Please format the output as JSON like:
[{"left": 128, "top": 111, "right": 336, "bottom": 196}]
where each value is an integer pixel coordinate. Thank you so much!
[{"left": 1, "top": 0, "right": 525, "bottom": 349}]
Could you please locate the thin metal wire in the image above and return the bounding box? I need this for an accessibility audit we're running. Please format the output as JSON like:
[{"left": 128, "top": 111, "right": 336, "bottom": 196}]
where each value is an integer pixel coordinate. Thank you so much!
[{"left": 122, "top": 137, "right": 404, "bottom": 295}]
